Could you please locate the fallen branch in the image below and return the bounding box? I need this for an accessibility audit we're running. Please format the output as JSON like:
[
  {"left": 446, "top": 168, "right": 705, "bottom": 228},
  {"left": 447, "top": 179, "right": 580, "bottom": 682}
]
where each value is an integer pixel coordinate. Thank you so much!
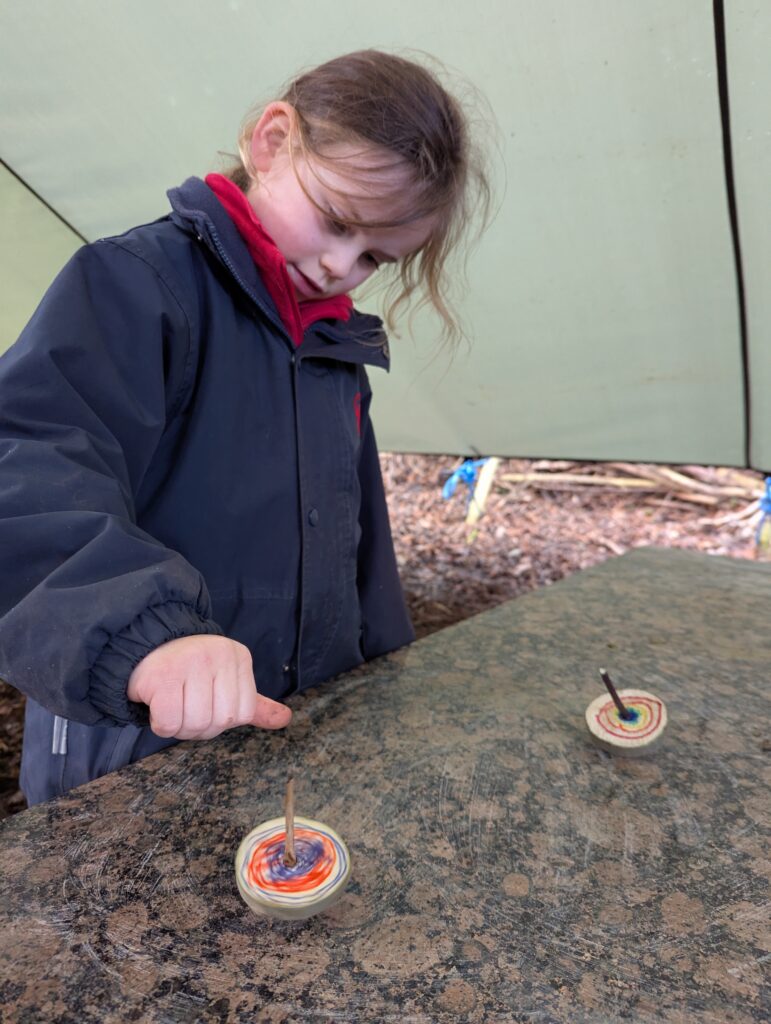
[
  {"left": 499, "top": 462, "right": 763, "bottom": 510},
  {"left": 608, "top": 462, "right": 755, "bottom": 499},
  {"left": 697, "top": 500, "right": 760, "bottom": 527},
  {"left": 500, "top": 472, "right": 659, "bottom": 490}
]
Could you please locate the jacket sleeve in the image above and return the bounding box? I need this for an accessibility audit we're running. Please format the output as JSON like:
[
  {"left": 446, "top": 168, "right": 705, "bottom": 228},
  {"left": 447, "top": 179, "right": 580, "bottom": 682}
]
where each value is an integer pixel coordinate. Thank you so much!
[
  {"left": 0, "top": 240, "right": 223, "bottom": 727},
  {"left": 355, "top": 373, "right": 415, "bottom": 658}
]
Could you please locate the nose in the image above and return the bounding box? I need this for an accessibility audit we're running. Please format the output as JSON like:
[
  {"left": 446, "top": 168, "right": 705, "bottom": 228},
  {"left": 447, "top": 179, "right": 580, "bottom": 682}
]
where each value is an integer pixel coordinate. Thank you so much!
[{"left": 320, "top": 240, "right": 357, "bottom": 282}]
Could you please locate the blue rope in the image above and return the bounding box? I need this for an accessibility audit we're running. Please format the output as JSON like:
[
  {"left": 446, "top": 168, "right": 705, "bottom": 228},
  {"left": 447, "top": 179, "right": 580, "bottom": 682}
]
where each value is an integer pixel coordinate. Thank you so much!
[
  {"left": 756, "top": 476, "right": 771, "bottom": 546},
  {"left": 442, "top": 458, "right": 489, "bottom": 504}
]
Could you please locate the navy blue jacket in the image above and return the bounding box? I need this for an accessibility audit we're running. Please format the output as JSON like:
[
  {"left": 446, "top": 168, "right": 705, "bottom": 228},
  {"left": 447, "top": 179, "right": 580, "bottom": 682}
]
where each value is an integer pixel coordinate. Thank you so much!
[{"left": 0, "top": 177, "right": 414, "bottom": 728}]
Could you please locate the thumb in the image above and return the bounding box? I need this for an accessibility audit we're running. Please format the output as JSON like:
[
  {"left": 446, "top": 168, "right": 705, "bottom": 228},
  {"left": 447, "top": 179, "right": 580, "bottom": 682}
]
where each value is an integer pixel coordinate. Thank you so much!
[{"left": 249, "top": 692, "right": 293, "bottom": 730}]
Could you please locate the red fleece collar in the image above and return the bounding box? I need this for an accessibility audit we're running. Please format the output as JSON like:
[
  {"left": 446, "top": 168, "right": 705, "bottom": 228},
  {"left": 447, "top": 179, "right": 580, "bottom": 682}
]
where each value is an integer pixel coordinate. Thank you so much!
[{"left": 205, "top": 173, "right": 352, "bottom": 347}]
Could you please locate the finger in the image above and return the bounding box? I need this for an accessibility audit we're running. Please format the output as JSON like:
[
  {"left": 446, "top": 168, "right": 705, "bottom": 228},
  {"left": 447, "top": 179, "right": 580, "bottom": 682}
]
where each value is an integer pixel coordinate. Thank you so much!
[
  {"left": 233, "top": 647, "right": 291, "bottom": 731},
  {"left": 147, "top": 678, "right": 185, "bottom": 738},
  {"left": 249, "top": 692, "right": 292, "bottom": 730},
  {"left": 200, "top": 662, "right": 240, "bottom": 740},
  {"left": 233, "top": 644, "right": 259, "bottom": 726},
  {"left": 178, "top": 670, "right": 215, "bottom": 739}
]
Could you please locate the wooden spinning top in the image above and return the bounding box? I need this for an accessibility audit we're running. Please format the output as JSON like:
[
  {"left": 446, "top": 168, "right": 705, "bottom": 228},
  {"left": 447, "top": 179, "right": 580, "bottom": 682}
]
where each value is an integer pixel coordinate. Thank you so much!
[
  {"left": 235, "top": 780, "right": 351, "bottom": 920},
  {"left": 585, "top": 669, "right": 668, "bottom": 756}
]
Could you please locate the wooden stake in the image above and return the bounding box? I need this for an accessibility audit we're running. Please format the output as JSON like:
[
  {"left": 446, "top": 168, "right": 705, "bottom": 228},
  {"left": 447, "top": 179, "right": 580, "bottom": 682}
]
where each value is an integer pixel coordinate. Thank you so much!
[
  {"left": 466, "top": 456, "right": 501, "bottom": 528},
  {"left": 599, "top": 669, "right": 634, "bottom": 721},
  {"left": 283, "top": 778, "right": 297, "bottom": 868},
  {"left": 466, "top": 457, "right": 501, "bottom": 543}
]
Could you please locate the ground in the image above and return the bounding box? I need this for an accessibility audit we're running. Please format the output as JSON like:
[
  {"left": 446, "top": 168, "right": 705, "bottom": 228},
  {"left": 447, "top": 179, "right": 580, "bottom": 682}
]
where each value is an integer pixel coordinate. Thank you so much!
[{"left": 0, "top": 454, "right": 764, "bottom": 819}]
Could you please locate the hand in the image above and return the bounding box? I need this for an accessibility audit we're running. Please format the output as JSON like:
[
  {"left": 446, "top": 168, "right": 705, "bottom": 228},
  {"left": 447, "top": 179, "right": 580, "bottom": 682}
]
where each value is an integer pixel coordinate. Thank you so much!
[{"left": 126, "top": 635, "right": 292, "bottom": 740}]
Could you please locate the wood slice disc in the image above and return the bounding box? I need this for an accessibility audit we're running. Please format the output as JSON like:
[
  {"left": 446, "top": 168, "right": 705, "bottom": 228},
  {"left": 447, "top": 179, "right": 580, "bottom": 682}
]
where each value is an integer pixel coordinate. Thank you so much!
[
  {"left": 585, "top": 688, "right": 667, "bottom": 756},
  {"left": 235, "top": 816, "right": 351, "bottom": 920}
]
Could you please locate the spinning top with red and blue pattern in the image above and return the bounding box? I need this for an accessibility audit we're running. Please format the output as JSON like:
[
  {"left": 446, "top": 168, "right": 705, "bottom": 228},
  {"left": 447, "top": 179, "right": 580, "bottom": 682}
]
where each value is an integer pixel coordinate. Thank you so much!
[
  {"left": 235, "top": 780, "right": 351, "bottom": 920},
  {"left": 585, "top": 669, "right": 668, "bottom": 756}
]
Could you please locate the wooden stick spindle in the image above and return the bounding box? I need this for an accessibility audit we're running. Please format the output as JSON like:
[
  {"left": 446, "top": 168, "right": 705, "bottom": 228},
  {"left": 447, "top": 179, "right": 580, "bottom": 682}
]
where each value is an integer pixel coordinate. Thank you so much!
[
  {"left": 599, "top": 669, "right": 635, "bottom": 721},
  {"left": 283, "top": 777, "right": 297, "bottom": 868}
]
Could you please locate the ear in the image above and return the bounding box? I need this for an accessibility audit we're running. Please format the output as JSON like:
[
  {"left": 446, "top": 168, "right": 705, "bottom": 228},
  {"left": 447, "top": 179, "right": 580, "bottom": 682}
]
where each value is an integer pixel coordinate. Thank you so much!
[{"left": 249, "top": 102, "right": 294, "bottom": 174}]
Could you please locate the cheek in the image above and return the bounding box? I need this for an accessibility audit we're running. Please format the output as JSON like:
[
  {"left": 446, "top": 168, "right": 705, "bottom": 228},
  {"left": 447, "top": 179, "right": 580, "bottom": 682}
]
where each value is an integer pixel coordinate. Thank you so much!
[
  {"left": 253, "top": 180, "right": 308, "bottom": 253},
  {"left": 272, "top": 202, "right": 319, "bottom": 255},
  {"left": 348, "top": 265, "right": 376, "bottom": 290}
]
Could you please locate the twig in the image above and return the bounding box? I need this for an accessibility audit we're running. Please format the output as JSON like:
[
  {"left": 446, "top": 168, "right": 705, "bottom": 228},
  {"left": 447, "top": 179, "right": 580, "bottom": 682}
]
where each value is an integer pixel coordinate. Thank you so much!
[
  {"left": 698, "top": 500, "right": 760, "bottom": 527},
  {"left": 500, "top": 472, "right": 659, "bottom": 490},
  {"left": 283, "top": 778, "right": 297, "bottom": 868},
  {"left": 597, "top": 537, "right": 626, "bottom": 556},
  {"left": 599, "top": 669, "right": 634, "bottom": 721}
]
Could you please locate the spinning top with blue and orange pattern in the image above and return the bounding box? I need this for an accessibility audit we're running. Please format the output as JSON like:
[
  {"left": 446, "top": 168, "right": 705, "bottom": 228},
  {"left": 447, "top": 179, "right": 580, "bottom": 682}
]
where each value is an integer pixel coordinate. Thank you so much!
[
  {"left": 235, "top": 780, "right": 351, "bottom": 920},
  {"left": 585, "top": 669, "right": 668, "bottom": 756}
]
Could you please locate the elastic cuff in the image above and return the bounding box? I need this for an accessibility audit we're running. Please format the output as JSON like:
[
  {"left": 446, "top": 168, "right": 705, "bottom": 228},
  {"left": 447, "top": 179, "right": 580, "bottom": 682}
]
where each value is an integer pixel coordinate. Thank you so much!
[{"left": 89, "top": 601, "right": 224, "bottom": 725}]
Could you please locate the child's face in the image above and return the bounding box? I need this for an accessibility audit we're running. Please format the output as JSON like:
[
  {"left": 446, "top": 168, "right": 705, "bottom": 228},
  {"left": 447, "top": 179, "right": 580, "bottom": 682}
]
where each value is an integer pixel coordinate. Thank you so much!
[{"left": 247, "top": 106, "right": 434, "bottom": 302}]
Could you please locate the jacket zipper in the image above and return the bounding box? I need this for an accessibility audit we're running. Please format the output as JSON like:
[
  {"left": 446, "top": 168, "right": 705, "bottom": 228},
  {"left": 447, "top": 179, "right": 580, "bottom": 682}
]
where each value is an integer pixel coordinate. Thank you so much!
[
  {"left": 289, "top": 350, "right": 304, "bottom": 694},
  {"left": 203, "top": 225, "right": 295, "bottom": 349}
]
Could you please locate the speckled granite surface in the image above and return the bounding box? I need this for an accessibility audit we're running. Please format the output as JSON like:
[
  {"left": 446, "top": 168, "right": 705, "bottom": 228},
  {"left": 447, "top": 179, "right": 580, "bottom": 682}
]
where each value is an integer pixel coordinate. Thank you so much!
[{"left": 1, "top": 548, "right": 769, "bottom": 1023}]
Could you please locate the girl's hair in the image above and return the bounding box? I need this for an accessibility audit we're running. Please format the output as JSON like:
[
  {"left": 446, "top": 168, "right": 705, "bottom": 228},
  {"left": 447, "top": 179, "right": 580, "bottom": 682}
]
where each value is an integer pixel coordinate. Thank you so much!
[{"left": 226, "top": 50, "right": 492, "bottom": 348}]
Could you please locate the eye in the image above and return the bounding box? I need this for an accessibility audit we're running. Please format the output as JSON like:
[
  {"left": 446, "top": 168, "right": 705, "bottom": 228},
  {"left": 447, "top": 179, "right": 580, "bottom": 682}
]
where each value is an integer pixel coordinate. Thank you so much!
[
  {"left": 325, "top": 213, "right": 349, "bottom": 236},
  {"left": 362, "top": 253, "right": 381, "bottom": 269}
]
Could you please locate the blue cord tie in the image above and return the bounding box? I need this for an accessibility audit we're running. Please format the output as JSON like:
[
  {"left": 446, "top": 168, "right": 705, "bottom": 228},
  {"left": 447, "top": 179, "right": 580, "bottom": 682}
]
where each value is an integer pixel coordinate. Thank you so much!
[
  {"left": 756, "top": 476, "right": 771, "bottom": 546},
  {"left": 442, "top": 458, "right": 489, "bottom": 504}
]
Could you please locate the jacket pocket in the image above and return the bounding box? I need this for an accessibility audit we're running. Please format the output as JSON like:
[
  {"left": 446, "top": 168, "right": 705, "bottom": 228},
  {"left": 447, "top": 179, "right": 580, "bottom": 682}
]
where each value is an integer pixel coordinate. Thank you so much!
[{"left": 20, "top": 697, "right": 177, "bottom": 805}]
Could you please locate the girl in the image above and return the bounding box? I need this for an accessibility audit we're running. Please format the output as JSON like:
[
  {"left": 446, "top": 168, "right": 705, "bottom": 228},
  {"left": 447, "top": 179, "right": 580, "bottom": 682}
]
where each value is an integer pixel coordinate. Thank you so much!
[{"left": 0, "top": 50, "right": 490, "bottom": 805}]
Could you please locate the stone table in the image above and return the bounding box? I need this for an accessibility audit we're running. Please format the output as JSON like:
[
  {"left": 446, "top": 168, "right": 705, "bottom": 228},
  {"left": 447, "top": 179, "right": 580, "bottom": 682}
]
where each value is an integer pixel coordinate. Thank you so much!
[{"left": 0, "top": 548, "right": 769, "bottom": 1023}]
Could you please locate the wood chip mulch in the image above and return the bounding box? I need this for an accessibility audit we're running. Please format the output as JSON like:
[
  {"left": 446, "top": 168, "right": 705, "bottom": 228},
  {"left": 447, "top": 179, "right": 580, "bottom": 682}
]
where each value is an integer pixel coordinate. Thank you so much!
[
  {"left": 382, "top": 454, "right": 765, "bottom": 638},
  {"left": 1, "top": 454, "right": 766, "bottom": 818}
]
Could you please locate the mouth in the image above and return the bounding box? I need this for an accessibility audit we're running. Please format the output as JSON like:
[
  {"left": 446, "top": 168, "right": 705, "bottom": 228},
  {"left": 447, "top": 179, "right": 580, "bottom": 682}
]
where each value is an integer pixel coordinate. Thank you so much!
[{"left": 288, "top": 264, "right": 324, "bottom": 299}]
